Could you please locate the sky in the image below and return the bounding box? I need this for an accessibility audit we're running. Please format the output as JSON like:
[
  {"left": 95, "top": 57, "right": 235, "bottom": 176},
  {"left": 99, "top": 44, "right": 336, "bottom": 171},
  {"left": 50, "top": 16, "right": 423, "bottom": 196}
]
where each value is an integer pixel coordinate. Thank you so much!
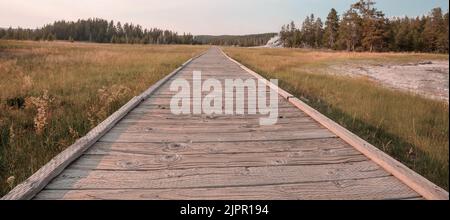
[{"left": 0, "top": 0, "right": 448, "bottom": 35}]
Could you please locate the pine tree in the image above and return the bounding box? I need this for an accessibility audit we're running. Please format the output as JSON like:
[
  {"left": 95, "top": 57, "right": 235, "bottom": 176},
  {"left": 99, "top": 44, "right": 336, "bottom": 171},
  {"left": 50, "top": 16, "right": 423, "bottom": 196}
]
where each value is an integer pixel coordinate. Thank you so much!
[
  {"left": 0, "top": 28, "right": 5, "bottom": 39},
  {"left": 47, "top": 33, "right": 56, "bottom": 41},
  {"left": 395, "top": 20, "right": 412, "bottom": 51},
  {"left": 324, "top": 8, "right": 340, "bottom": 49},
  {"left": 280, "top": 24, "right": 288, "bottom": 45},
  {"left": 338, "top": 8, "right": 362, "bottom": 51},
  {"left": 353, "top": 0, "right": 387, "bottom": 52},
  {"left": 424, "top": 8, "right": 449, "bottom": 53},
  {"left": 301, "top": 15, "right": 314, "bottom": 47},
  {"left": 314, "top": 17, "right": 324, "bottom": 48},
  {"left": 107, "top": 20, "right": 116, "bottom": 41},
  {"left": 289, "top": 21, "right": 298, "bottom": 47},
  {"left": 443, "top": 11, "right": 449, "bottom": 53},
  {"left": 410, "top": 17, "right": 425, "bottom": 52}
]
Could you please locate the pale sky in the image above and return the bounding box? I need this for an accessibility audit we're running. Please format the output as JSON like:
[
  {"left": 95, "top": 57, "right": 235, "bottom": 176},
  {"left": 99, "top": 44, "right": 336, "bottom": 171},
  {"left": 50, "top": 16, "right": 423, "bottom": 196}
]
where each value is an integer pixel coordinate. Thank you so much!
[{"left": 0, "top": 0, "right": 448, "bottom": 35}]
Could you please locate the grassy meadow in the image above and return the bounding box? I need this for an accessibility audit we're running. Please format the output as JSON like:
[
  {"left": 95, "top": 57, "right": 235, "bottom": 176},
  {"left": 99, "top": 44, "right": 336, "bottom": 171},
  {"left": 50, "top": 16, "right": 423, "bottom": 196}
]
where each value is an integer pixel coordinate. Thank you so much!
[
  {"left": 223, "top": 47, "right": 449, "bottom": 190},
  {"left": 0, "top": 40, "right": 205, "bottom": 196}
]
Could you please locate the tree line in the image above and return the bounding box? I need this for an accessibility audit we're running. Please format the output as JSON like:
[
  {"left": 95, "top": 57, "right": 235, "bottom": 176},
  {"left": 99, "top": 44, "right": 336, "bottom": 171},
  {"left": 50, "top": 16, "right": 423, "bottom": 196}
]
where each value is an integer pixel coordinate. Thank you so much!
[
  {"left": 0, "top": 18, "right": 196, "bottom": 45},
  {"left": 280, "top": 0, "right": 449, "bottom": 53},
  {"left": 0, "top": 18, "right": 276, "bottom": 47},
  {"left": 195, "top": 33, "right": 277, "bottom": 47}
]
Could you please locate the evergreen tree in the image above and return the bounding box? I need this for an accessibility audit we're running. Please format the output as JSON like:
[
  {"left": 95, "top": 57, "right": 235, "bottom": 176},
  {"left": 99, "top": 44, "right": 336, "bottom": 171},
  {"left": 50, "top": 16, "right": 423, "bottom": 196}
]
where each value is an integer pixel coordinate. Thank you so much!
[
  {"left": 338, "top": 8, "right": 362, "bottom": 51},
  {"left": 301, "top": 15, "right": 314, "bottom": 47},
  {"left": 107, "top": 20, "right": 116, "bottom": 41},
  {"left": 289, "top": 21, "right": 297, "bottom": 47},
  {"left": 443, "top": 11, "right": 449, "bottom": 53},
  {"left": 47, "top": 33, "right": 56, "bottom": 41},
  {"left": 324, "top": 8, "right": 340, "bottom": 49},
  {"left": 352, "top": 0, "right": 387, "bottom": 52},
  {"left": 314, "top": 17, "right": 324, "bottom": 48}
]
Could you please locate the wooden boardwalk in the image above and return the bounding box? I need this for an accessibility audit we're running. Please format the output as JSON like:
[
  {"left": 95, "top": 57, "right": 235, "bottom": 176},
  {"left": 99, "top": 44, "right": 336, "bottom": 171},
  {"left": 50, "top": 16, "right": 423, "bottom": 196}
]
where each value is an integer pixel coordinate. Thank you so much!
[{"left": 4, "top": 47, "right": 448, "bottom": 200}]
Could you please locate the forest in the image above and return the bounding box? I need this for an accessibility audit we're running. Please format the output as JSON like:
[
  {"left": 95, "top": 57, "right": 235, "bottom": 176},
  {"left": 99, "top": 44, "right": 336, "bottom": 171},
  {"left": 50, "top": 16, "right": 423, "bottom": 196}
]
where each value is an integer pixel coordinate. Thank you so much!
[
  {"left": 195, "top": 33, "right": 277, "bottom": 47},
  {"left": 0, "top": 18, "right": 196, "bottom": 45},
  {"left": 280, "top": 0, "right": 449, "bottom": 53},
  {"left": 0, "top": 18, "right": 275, "bottom": 47}
]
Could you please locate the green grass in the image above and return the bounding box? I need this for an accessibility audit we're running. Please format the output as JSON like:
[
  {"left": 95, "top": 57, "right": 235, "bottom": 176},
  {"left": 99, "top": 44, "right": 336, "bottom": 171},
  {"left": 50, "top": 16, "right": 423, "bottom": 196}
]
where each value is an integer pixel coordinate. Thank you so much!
[
  {"left": 223, "top": 47, "right": 449, "bottom": 190},
  {"left": 0, "top": 40, "right": 205, "bottom": 196}
]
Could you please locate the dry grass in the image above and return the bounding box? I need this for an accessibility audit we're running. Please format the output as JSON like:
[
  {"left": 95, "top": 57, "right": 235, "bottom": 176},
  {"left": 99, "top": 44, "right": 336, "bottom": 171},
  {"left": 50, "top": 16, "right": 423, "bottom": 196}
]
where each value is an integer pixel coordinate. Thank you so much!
[
  {"left": 0, "top": 40, "right": 205, "bottom": 196},
  {"left": 224, "top": 47, "right": 449, "bottom": 190}
]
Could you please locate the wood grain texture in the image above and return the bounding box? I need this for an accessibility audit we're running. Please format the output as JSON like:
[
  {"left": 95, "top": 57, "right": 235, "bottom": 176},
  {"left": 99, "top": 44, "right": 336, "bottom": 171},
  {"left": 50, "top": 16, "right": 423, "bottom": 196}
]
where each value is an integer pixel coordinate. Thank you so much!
[
  {"left": 35, "top": 176, "right": 419, "bottom": 200},
  {"left": 68, "top": 149, "right": 367, "bottom": 171},
  {"left": 99, "top": 129, "right": 337, "bottom": 143},
  {"left": 122, "top": 111, "right": 307, "bottom": 121},
  {"left": 45, "top": 161, "right": 388, "bottom": 190},
  {"left": 107, "top": 122, "right": 322, "bottom": 134},
  {"left": 86, "top": 138, "right": 352, "bottom": 156}
]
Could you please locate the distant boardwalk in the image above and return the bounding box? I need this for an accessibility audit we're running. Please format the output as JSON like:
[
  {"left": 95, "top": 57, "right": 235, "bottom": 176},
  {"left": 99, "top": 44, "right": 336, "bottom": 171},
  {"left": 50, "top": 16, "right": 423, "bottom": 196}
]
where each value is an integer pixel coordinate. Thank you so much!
[{"left": 4, "top": 48, "right": 447, "bottom": 200}]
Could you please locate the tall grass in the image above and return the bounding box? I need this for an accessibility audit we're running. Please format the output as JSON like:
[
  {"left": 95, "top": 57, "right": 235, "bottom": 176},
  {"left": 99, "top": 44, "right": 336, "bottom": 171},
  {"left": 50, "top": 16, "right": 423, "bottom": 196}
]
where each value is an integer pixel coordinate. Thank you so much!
[
  {"left": 224, "top": 47, "right": 449, "bottom": 190},
  {"left": 0, "top": 40, "right": 205, "bottom": 196}
]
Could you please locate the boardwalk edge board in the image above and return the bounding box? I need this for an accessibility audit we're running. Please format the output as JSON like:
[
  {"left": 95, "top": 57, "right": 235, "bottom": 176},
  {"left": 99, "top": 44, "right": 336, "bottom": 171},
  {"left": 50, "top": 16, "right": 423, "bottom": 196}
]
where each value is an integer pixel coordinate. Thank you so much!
[
  {"left": 220, "top": 48, "right": 449, "bottom": 200},
  {"left": 1, "top": 51, "right": 207, "bottom": 200}
]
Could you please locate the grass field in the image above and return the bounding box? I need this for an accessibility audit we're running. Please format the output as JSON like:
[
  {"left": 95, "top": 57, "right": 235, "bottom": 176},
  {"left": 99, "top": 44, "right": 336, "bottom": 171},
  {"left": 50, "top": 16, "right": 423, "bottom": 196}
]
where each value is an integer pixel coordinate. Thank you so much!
[
  {"left": 223, "top": 47, "right": 449, "bottom": 190},
  {"left": 0, "top": 40, "right": 205, "bottom": 196}
]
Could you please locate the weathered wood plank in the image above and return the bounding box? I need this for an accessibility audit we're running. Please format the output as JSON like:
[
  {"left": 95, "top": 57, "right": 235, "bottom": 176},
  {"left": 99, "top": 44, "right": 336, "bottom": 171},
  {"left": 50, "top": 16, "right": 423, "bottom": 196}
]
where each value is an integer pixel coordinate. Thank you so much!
[
  {"left": 116, "top": 121, "right": 315, "bottom": 128},
  {"left": 126, "top": 107, "right": 306, "bottom": 116},
  {"left": 122, "top": 113, "right": 309, "bottom": 122},
  {"left": 136, "top": 104, "right": 296, "bottom": 111},
  {"left": 45, "top": 161, "right": 389, "bottom": 190},
  {"left": 35, "top": 176, "right": 419, "bottom": 200},
  {"left": 71, "top": 148, "right": 367, "bottom": 171},
  {"left": 99, "top": 129, "right": 337, "bottom": 143},
  {"left": 117, "top": 113, "right": 314, "bottom": 123},
  {"left": 129, "top": 105, "right": 301, "bottom": 114},
  {"left": 108, "top": 121, "right": 322, "bottom": 134},
  {"left": 87, "top": 138, "right": 351, "bottom": 156},
  {"left": 142, "top": 98, "right": 292, "bottom": 107},
  {"left": 116, "top": 118, "right": 315, "bottom": 127},
  {"left": 152, "top": 90, "right": 273, "bottom": 96}
]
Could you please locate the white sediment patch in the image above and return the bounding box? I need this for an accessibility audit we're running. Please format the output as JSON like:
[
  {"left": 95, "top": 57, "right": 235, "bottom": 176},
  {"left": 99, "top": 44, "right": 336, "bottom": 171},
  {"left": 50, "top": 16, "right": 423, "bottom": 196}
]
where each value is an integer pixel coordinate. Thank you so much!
[{"left": 331, "top": 61, "right": 449, "bottom": 102}]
